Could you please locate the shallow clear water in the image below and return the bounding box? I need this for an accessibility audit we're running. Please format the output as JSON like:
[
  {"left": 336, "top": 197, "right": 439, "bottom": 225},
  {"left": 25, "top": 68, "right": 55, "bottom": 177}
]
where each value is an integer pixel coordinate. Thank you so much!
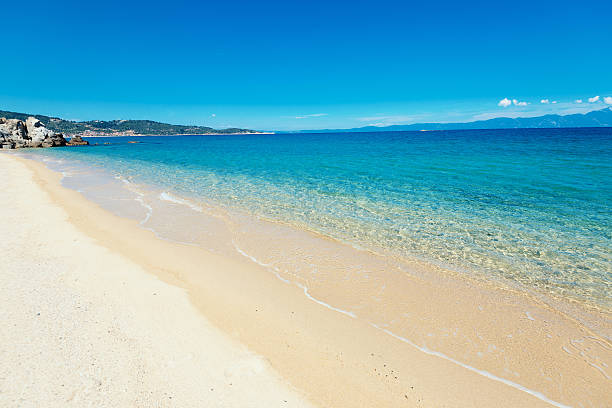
[{"left": 26, "top": 128, "right": 612, "bottom": 307}]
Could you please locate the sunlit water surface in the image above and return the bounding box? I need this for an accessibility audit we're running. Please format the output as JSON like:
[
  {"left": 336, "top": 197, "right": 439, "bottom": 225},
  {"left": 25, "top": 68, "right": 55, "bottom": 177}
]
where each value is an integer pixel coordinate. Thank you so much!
[{"left": 24, "top": 128, "right": 612, "bottom": 309}]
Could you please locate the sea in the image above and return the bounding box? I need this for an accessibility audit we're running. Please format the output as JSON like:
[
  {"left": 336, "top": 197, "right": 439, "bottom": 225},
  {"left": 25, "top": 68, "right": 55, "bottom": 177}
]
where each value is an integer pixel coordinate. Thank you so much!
[
  {"left": 21, "top": 128, "right": 611, "bottom": 311},
  {"left": 15, "top": 126, "right": 612, "bottom": 407}
]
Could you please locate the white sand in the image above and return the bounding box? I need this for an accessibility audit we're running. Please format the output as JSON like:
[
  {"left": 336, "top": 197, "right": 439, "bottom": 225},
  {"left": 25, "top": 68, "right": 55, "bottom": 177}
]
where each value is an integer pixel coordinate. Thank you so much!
[
  {"left": 3, "top": 152, "right": 609, "bottom": 408},
  {"left": 0, "top": 152, "right": 313, "bottom": 407}
]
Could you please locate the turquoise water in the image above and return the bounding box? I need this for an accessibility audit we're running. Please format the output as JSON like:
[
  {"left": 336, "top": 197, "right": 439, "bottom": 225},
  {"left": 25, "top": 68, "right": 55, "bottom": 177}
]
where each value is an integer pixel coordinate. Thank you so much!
[{"left": 27, "top": 128, "right": 612, "bottom": 307}]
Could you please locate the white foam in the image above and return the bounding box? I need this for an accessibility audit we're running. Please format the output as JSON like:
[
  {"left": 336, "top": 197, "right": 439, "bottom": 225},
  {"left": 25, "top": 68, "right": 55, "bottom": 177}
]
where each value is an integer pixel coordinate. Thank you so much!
[
  {"left": 272, "top": 270, "right": 291, "bottom": 284},
  {"left": 159, "top": 192, "right": 203, "bottom": 212},
  {"left": 233, "top": 242, "right": 270, "bottom": 267},
  {"left": 234, "top": 240, "right": 356, "bottom": 318},
  {"left": 233, "top": 242, "right": 291, "bottom": 284},
  {"left": 135, "top": 196, "right": 153, "bottom": 225},
  {"left": 233, "top": 243, "right": 574, "bottom": 407},
  {"left": 368, "top": 322, "right": 572, "bottom": 408},
  {"left": 296, "top": 283, "right": 356, "bottom": 318}
]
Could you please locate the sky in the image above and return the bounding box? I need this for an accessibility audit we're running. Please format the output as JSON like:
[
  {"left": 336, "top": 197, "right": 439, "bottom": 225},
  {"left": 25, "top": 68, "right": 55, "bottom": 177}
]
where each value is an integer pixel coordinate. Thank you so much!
[{"left": 1, "top": 0, "right": 611, "bottom": 131}]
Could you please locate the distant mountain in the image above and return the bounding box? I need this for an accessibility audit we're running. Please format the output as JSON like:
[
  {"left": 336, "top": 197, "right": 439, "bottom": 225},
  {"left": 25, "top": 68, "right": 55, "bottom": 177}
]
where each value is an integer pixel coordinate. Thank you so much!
[
  {"left": 0, "top": 110, "right": 257, "bottom": 136},
  {"left": 4, "top": 107, "right": 611, "bottom": 137},
  {"left": 297, "top": 107, "right": 612, "bottom": 133}
]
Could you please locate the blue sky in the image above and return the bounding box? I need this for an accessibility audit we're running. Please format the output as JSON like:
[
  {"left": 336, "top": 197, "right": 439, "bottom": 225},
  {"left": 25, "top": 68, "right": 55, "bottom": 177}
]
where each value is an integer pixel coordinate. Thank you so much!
[{"left": 1, "top": 0, "right": 611, "bottom": 130}]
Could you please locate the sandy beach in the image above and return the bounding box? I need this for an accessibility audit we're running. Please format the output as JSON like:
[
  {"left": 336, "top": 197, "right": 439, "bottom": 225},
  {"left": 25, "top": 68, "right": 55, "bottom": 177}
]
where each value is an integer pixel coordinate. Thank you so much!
[
  {"left": 0, "top": 153, "right": 313, "bottom": 407},
  {"left": 3, "top": 1, "right": 611, "bottom": 405},
  {"left": 1, "top": 151, "right": 610, "bottom": 408}
]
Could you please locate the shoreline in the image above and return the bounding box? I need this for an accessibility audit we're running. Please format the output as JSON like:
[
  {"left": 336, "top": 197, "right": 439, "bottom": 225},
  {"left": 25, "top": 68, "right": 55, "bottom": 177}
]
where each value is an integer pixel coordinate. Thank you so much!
[
  {"left": 0, "top": 152, "right": 312, "bottom": 407},
  {"left": 66, "top": 132, "right": 275, "bottom": 138},
  {"left": 3, "top": 151, "right": 611, "bottom": 407}
]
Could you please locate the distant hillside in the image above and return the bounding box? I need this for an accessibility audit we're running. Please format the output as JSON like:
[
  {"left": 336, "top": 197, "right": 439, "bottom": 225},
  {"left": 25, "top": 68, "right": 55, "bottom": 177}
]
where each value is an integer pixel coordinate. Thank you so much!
[
  {"left": 298, "top": 107, "right": 612, "bottom": 133},
  {"left": 0, "top": 110, "right": 257, "bottom": 136}
]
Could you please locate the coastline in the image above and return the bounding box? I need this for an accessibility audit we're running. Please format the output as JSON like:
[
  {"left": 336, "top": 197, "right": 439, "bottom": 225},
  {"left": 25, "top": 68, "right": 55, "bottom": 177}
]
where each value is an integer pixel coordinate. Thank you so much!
[
  {"left": 67, "top": 132, "right": 275, "bottom": 138},
  {"left": 0, "top": 152, "right": 313, "bottom": 407},
  {"left": 2, "top": 151, "right": 611, "bottom": 407}
]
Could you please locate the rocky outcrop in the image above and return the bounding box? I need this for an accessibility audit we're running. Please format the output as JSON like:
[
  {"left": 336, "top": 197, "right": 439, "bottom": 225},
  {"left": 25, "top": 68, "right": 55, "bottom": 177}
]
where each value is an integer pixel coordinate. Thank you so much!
[
  {"left": 0, "top": 116, "right": 67, "bottom": 148},
  {"left": 67, "top": 135, "right": 89, "bottom": 146},
  {"left": 0, "top": 119, "right": 28, "bottom": 148},
  {"left": 25, "top": 117, "right": 67, "bottom": 147}
]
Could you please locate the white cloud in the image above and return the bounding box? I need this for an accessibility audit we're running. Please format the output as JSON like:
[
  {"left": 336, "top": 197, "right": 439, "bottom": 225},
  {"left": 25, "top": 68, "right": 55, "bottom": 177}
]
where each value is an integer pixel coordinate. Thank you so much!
[
  {"left": 603, "top": 96, "right": 612, "bottom": 104},
  {"left": 588, "top": 95, "right": 600, "bottom": 103},
  {"left": 498, "top": 98, "right": 512, "bottom": 107},
  {"left": 295, "top": 113, "right": 328, "bottom": 119},
  {"left": 540, "top": 99, "right": 549, "bottom": 104},
  {"left": 211, "top": 113, "right": 216, "bottom": 117},
  {"left": 575, "top": 99, "right": 583, "bottom": 103},
  {"left": 511, "top": 99, "right": 528, "bottom": 106}
]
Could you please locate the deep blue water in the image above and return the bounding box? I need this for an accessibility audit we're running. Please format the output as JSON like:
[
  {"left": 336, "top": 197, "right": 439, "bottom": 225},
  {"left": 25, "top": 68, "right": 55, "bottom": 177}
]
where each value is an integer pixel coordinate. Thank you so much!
[{"left": 29, "top": 128, "right": 612, "bottom": 306}]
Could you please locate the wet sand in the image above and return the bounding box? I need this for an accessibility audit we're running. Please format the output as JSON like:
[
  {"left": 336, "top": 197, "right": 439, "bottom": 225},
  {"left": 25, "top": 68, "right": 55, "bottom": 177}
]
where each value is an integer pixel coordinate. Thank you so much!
[
  {"left": 0, "top": 153, "right": 313, "bottom": 407},
  {"left": 1, "top": 152, "right": 610, "bottom": 407}
]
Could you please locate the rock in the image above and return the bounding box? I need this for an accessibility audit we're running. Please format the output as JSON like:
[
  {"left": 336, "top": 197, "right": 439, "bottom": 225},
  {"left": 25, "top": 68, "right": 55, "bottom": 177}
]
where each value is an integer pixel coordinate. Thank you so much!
[
  {"left": 26, "top": 117, "right": 66, "bottom": 147},
  {"left": 67, "top": 135, "right": 89, "bottom": 146},
  {"left": 0, "top": 118, "right": 30, "bottom": 148},
  {"left": 0, "top": 118, "right": 28, "bottom": 142},
  {"left": 0, "top": 116, "right": 67, "bottom": 148}
]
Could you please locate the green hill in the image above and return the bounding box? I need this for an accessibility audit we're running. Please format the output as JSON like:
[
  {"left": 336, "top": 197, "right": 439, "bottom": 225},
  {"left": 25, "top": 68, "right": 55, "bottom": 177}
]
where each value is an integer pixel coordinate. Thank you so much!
[{"left": 0, "top": 110, "right": 257, "bottom": 136}]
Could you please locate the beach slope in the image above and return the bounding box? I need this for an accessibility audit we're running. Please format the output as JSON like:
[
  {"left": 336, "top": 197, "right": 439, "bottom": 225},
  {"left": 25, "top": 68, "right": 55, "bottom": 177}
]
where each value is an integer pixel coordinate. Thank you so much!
[
  {"left": 0, "top": 153, "right": 312, "bottom": 407},
  {"left": 1, "top": 151, "right": 609, "bottom": 408}
]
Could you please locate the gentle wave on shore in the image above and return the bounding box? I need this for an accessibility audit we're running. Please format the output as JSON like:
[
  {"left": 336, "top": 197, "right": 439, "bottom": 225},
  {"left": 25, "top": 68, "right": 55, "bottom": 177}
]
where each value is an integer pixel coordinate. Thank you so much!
[
  {"left": 14, "top": 128, "right": 612, "bottom": 407},
  {"left": 21, "top": 129, "right": 612, "bottom": 309}
]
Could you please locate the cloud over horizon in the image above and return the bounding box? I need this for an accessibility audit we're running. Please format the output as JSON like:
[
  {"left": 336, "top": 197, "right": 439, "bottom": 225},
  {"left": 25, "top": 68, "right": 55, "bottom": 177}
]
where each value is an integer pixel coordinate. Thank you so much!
[
  {"left": 498, "top": 98, "right": 512, "bottom": 107},
  {"left": 499, "top": 98, "right": 528, "bottom": 107},
  {"left": 588, "top": 96, "right": 600, "bottom": 103}
]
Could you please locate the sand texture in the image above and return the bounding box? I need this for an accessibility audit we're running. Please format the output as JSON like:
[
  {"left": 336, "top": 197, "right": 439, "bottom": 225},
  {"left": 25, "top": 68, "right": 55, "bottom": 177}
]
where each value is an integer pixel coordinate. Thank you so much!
[
  {"left": 0, "top": 153, "right": 312, "bottom": 407},
  {"left": 1, "top": 151, "right": 610, "bottom": 408}
]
